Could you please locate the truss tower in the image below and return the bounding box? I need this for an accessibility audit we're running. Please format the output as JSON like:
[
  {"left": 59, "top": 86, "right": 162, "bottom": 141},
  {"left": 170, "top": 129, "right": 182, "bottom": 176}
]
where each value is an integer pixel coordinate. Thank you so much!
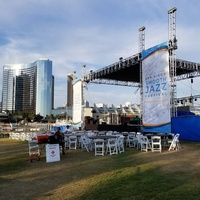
[
  {"left": 138, "top": 26, "right": 145, "bottom": 127},
  {"left": 168, "top": 7, "right": 178, "bottom": 117}
]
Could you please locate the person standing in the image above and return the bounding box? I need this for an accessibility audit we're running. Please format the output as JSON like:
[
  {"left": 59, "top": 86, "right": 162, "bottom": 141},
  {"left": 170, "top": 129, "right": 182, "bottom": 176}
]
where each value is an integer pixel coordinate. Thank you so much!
[
  {"left": 54, "top": 127, "right": 65, "bottom": 155},
  {"left": 64, "top": 125, "right": 72, "bottom": 133}
]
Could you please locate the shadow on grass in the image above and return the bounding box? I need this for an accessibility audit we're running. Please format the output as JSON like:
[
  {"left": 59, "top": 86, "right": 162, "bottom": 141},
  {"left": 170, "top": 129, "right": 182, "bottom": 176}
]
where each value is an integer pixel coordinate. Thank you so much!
[
  {"left": 79, "top": 166, "right": 200, "bottom": 200},
  {"left": 1, "top": 139, "right": 200, "bottom": 200}
]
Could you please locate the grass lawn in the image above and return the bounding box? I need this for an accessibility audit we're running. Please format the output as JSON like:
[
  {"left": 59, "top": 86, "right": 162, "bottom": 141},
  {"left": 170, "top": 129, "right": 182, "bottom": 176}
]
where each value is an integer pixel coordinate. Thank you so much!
[{"left": 1, "top": 138, "right": 200, "bottom": 200}]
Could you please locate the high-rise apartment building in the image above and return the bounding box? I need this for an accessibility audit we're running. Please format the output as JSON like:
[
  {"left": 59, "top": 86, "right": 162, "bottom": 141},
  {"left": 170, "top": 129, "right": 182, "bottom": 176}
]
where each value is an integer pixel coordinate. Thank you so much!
[
  {"left": 2, "top": 58, "right": 54, "bottom": 117},
  {"left": 67, "top": 74, "right": 74, "bottom": 108}
]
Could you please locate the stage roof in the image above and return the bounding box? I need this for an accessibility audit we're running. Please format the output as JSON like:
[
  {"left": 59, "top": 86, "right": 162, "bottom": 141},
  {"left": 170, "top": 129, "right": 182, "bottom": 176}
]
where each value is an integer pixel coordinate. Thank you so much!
[{"left": 83, "top": 53, "right": 200, "bottom": 86}]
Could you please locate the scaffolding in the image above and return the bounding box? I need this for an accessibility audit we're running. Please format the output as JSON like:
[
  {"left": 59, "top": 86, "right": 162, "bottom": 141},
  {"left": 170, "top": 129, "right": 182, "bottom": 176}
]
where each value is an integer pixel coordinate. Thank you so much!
[
  {"left": 138, "top": 26, "right": 145, "bottom": 128},
  {"left": 82, "top": 65, "right": 86, "bottom": 106},
  {"left": 168, "top": 7, "right": 178, "bottom": 117}
]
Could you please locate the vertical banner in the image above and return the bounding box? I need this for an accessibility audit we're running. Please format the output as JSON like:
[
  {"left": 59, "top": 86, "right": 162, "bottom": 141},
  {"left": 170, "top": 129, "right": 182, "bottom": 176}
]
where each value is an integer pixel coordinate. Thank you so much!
[
  {"left": 72, "top": 78, "right": 82, "bottom": 127},
  {"left": 46, "top": 144, "right": 60, "bottom": 163},
  {"left": 142, "top": 41, "right": 171, "bottom": 132}
]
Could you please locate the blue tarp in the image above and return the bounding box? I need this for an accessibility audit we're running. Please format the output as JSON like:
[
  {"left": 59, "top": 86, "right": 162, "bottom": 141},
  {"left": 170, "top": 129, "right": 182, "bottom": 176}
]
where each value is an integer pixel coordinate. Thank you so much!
[
  {"left": 177, "top": 110, "right": 195, "bottom": 116},
  {"left": 52, "top": 125, "right": 72, "bottom": 132},
  {"left": 142, "top": 123, "right": 171, "bottom": 133},
  {"left": 142, "top": 111, "right": 195, "bottom": 135},
  {"left": 172, "top": 116, "right": 200, "bottom": 142}
]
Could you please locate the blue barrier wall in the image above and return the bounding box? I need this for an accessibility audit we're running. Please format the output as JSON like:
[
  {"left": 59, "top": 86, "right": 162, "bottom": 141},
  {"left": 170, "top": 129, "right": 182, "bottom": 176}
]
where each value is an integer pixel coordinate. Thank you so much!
[{"left": 172, "top": 116, "right": 200, "bottom": 142}]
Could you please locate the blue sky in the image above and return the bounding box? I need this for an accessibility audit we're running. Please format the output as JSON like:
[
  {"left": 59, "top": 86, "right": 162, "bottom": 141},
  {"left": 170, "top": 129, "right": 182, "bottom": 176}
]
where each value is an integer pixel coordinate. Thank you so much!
[{"left": 0, "top": 0, "right": 200, "bottom": 108}]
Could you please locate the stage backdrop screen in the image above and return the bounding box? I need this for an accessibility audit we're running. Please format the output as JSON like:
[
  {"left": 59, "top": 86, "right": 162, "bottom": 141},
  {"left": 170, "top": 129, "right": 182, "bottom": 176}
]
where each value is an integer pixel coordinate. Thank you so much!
[{"left": 142, "top": 41, "right": 171, "bottom": 133}]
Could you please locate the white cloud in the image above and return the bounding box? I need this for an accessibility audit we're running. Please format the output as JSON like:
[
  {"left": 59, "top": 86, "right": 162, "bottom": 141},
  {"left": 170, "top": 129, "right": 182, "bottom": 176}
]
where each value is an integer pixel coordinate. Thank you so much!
[{"left": 0, "top": 0, "right": 200, "bottom": 108}]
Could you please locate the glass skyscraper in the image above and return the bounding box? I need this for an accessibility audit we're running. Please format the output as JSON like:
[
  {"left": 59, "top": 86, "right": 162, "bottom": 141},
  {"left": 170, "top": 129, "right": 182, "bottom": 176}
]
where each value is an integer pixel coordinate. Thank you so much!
[{"left": 2, "top": 58, "right": 54, "bottom": 117}]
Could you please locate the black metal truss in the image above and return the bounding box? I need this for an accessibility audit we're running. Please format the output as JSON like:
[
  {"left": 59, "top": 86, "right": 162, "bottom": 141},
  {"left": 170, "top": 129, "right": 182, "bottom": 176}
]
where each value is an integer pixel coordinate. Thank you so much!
[
  {"left": 176, "top": 59, "right": 200, "bottom": 71},
  {"left": 83, "top": 53, "right": 141, "bottom": 84},
  {"left": 175, "top": 95, "right": 200, "bottom": 104},
  {"left": 83, "top": 54, "right": 200, "bottom": 86},
  {"left": 176, "top": 71, "right": 200, "bottom": 81},
  {"left": 176, "top": 59, "right": 200, "bottom": 80},
  {"left": 88, "top": 79, "right": 140, "bottom": 87}
]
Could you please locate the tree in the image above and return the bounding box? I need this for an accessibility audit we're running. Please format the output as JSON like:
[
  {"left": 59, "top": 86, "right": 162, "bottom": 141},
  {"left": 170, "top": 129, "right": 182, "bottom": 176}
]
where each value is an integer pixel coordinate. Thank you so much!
[
  {"left": 34, "top": 114, "right": 43, "bottom": 122},
  {"left": 28, "top": 113, "right": 36, "bottom": 122}
]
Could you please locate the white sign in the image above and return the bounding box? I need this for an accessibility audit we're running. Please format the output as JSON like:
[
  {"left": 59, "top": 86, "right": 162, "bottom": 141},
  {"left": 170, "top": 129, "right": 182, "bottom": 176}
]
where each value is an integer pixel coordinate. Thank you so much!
[{"left": 46, "top": 144, "right": 60, "bottom": 163}]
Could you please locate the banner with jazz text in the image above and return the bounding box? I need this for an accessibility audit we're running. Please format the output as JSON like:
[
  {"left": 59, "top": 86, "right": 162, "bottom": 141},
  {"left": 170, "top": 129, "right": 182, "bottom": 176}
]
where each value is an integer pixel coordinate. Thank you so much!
[{"left": 142, "top": 41, "right": 171, "bottom": 133}]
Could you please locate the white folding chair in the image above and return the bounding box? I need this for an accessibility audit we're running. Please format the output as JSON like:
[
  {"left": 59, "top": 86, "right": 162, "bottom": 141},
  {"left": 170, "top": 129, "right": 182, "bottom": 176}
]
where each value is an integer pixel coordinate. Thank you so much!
[
  {"left": 167, "top": 133, "right": 175, "bottom": 146},
  {"left": 20, "top": 133, "right": 26, "bottom": 141},
  {"left": 117, "top": 135, "right": 125, "bottom": 153},
  {"left": 140, "top": 136, "right": 151, "bottom": 152},
  {"left": 31, "top": 132, "right": 37, "bottom": 140},
  {"left": 126, "top": 134, "right": 137, "bottom": 147},
  {"left": 28, "top": 140, "right": 40, "bottom": 162},
  {"left": 64, "top": 134, "right": 69, "bottom": 148},
  {"left": 80, "top": 135, "right": 93, "bottom": 152},
  {"left": 168, "top": 134, "right": 181, "bottom": 151},
  {"left": 26, "top": 133, "right": 32, "bottom": 141},
  {"left": 68, "top": 135, "right": 77, "bottom": 150},
  {"left": 9, "top": 132, "right": 15, "bottom": 139},
  {"left": 106, "top": 138, "right": 118, "bottom": 155},
  {"left": 151, "top": 136, "right": 162, "bottom": 152},
  {"left": 94, "top": 139, "right": 105, "bottom": 156},
  {"left": 14, "top": 133, "right": 20, "bottom": 140},
  {"left": 136, "top": 134, "right": 143, "bottom": 150}
]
